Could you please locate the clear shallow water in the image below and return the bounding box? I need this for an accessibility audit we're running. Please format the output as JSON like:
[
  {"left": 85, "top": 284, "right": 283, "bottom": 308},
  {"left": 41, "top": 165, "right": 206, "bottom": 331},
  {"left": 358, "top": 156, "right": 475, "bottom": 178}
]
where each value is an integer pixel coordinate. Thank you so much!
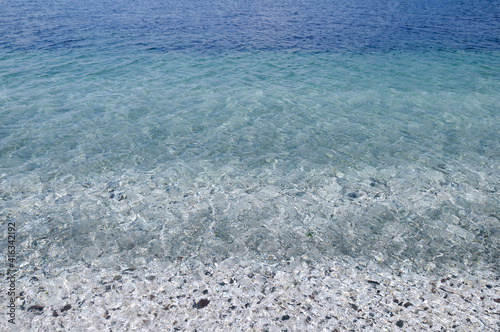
[{"left": 1, "top": 0, "right": 499, "bottom": 274}]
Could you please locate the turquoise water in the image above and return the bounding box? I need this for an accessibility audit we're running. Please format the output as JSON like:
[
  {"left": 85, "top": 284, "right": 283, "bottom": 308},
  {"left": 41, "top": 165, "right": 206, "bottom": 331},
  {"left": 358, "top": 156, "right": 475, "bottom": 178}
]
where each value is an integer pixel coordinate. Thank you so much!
[
  {"left": 1, "top": 0, "right": 499, "bottom": 274},
  {"left": 2, "top": 50, "right": 499, "bottom": 176}
]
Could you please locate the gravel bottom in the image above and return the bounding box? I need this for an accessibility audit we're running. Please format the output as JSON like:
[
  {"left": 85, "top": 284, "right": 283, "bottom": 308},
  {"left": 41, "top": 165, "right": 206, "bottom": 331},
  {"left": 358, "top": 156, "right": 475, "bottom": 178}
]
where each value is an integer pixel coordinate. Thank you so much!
[{"left": 2, "top": 257, "right": 499, "bottom": 331}]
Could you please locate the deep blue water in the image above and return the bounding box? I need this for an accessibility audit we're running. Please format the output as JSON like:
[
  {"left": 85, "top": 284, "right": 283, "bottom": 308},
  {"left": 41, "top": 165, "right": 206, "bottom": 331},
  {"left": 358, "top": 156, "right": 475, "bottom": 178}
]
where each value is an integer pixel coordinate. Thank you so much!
[
  {"left": 1, "top": 0, "right": 499, "bottom": 273},
  {"left": 1, "top": 0, "right": 499, "bottom": 52}
]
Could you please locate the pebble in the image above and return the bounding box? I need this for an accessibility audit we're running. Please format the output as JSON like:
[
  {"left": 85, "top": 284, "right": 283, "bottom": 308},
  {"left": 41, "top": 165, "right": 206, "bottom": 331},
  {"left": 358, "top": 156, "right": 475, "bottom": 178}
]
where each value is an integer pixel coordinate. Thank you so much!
[
  {"left": 4, "top": 257, "right": 498, "bottom": 331},
  {"left": 194, "top": 299, "right": 210, "bottom": 309}
]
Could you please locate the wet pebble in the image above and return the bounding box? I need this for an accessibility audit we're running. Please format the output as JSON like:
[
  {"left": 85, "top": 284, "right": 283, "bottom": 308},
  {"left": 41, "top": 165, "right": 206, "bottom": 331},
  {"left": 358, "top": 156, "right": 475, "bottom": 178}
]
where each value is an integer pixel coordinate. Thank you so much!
[{"left": 194, "top": 299, "right": 210, "bottom": 309}]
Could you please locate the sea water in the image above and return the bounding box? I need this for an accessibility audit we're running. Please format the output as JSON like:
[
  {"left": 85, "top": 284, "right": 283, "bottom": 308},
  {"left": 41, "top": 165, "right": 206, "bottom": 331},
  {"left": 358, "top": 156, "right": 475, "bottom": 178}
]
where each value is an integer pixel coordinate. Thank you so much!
[{"left": 1, "top": 0, "right": 499, "bottom": 274}]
